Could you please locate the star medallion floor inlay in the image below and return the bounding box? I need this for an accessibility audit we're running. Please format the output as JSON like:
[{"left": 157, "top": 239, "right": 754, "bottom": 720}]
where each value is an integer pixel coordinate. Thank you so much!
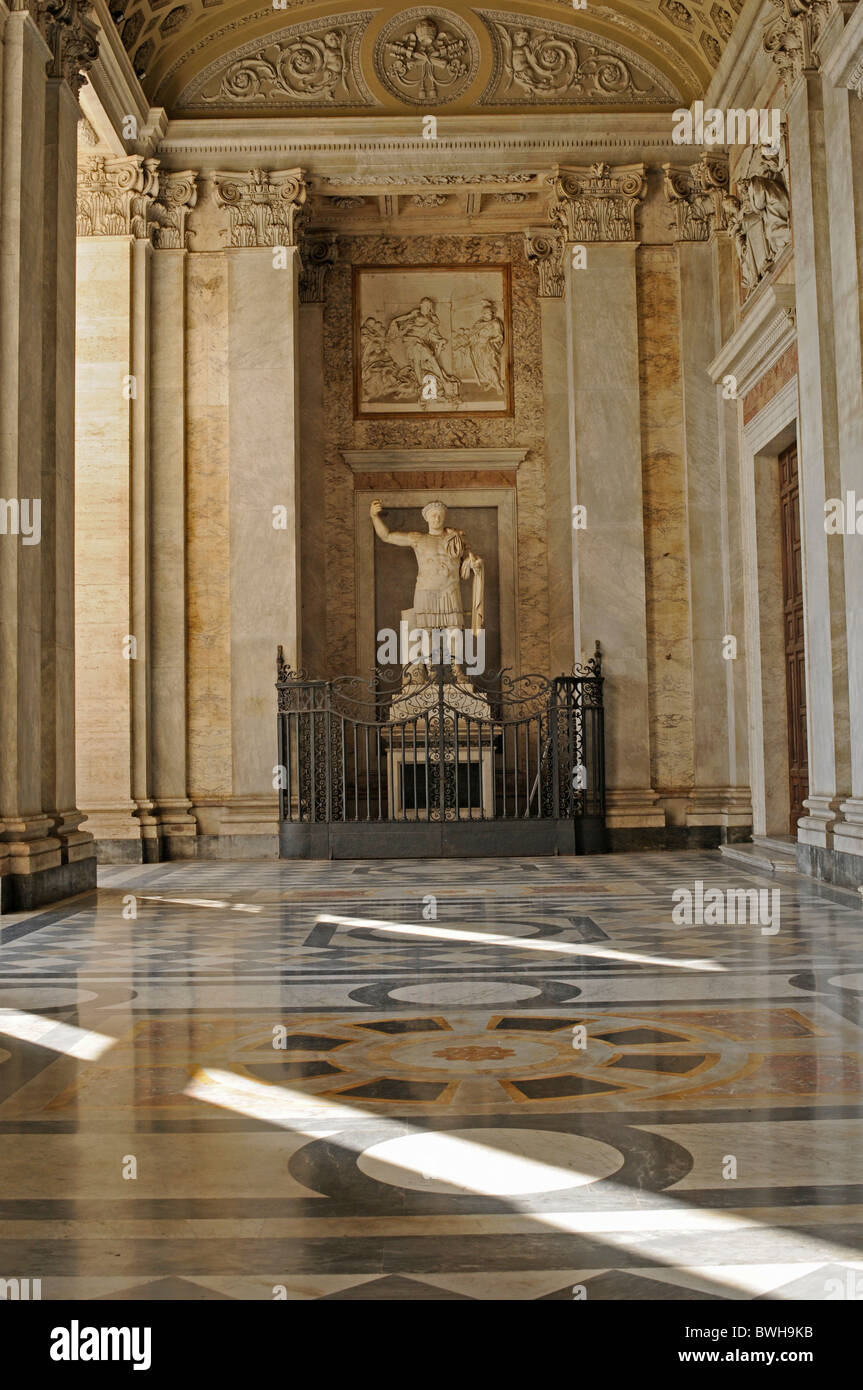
[{"left": 1, "top": 850, "right": 862, "bottom": 1300}]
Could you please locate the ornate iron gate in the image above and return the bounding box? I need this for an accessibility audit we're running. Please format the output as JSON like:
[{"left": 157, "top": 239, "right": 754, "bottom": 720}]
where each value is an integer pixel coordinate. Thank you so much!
[{"left": 276, "top": 646, "right": 605, "bottom": 858}]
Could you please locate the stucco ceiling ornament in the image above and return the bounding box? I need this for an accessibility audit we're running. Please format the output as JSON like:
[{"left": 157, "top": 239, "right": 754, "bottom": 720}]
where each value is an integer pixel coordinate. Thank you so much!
[
  {"left": 549, "top": 163, "right": 647, "bottom": 242},
  {"left": 373, "top": 9, "right": 481, "bottom": 105},
  {"left": 176, "top": 15, "right": 375, "bottom": 109},
  {"left": 481, "top": 15, "right": 677, "bottom": 104}
]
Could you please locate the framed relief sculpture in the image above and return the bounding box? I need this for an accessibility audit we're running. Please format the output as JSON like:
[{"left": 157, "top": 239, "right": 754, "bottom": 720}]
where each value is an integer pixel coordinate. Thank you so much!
[{"left": 353, "top": 265, "right": 513, "bottom": 417}]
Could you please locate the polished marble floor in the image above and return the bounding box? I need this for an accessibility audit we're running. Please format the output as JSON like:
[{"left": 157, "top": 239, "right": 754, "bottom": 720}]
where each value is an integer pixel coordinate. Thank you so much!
[{"left": 1, "top": 850, "right": 863, "bottom": 1300}]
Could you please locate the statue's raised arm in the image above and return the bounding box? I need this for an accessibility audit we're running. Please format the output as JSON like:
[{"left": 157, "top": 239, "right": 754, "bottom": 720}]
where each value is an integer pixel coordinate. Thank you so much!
[{"left": 369, "top": 499, "right": 420, "bottom": 547}]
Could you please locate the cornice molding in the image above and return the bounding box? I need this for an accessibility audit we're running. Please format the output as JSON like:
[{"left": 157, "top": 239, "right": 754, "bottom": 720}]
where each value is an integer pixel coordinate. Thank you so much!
[
  {"left": 154, "top": 113, "right": 713, "bottom": 170},
  {"left": 821, "top": 0, "right": 863, "bottom": 92},
  {"left": 341, "top": 449, "right": 528, "bottom": 472},
  {"left": 708, "top": 281, "right": 797, "bottom": 395}
]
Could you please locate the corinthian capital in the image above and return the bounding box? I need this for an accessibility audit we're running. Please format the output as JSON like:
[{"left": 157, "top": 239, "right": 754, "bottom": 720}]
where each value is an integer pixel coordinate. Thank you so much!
[
  {"left": 549, "top": 162, "right": 647, "bottom": 243},
  {"left": 663, "top": 154, "right": 729, "bottom": 242},
  {"left": 76, "top": 156, "right": 159, "bottom": 238},
  {"left": 150, "top": 171, "right": 198, "bottom": 250},
  {"left": 35, "top": 0, "right": 100, "bottom": 95},
  {"left": 213, "top": 168, "right": 307, "bottom": 248},
  {"left": 524, "top": 228, "right": 565, "bottom": 297},
  {"left": 299, "top": 232, "right": 338, "bottom": 303},
  {"left": 762, "top": 0, "right": 832, "bottom": 90}
]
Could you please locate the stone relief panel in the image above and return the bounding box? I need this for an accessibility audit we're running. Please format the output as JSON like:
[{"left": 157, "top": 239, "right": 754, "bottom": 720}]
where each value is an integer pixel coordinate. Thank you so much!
[
  {"left": 175, "top": 14, "right": 377, "bottom": 109},
  {"left": 726, "top": 140, "right": 792, "bottom": 299},
  {"left": 373, "top": 10, "right": 481, "bottom": 105},
  {"left": 478, "top": 13, "right": 681, "bottom": 105},
  {"left": 354, "top": 266, "right": 512, "bottom": 416}
]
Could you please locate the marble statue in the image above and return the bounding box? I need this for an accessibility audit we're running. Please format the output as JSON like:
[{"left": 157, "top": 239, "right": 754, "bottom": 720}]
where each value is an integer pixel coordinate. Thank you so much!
[{"left": 370, "top": 498, "right": 485, "bottom": 686}]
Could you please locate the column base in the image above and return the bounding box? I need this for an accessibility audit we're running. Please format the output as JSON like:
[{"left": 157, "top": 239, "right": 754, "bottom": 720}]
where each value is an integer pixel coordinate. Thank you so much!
[
  {"left": 191, "top": 796, "right": 279, "bottom": 859},
  {"left": 833, "top": 799, "right": 863, "bottom": 859},
  {"left": 797, "top": 795, "right": 845, "bottom": 848},
  {"left": 153, "top": 798, "right": 199, "bottom": 860},
  {"left": 795, "top": 840, "right": 863, "bottom": 895},
  {"left": 605, "top": 789, "right": 666, "bottom": 830},
  {"left": 80, "top": 804, "right": 162, "bottom": 864},
  {"left": 680, "top": 787, "right": 753, "bottom": 829},
  {"left": 0, "top": 814, "right": 97, "bottom": 913}
]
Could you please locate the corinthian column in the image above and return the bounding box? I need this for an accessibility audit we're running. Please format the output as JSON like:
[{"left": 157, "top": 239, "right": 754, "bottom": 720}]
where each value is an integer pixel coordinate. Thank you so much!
[
  {"left": 212, "top": 168, "right": 306, "bottom": 853},
  {"left": 75, "top": 155, "right": 160, "bottom": 860},
  {"left": 0, "top": 0, "right": 98, "bottom": 909},
  {"left": 551, "top": 164, "right": 664, "bottom": 837}
]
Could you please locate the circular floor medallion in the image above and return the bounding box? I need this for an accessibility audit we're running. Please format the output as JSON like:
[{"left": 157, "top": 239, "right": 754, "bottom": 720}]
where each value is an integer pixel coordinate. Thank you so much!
[
  {"left": 388, "top": 981, "right": 541, "bottom": 1005},
  {"left": 357, "top": 1127, "right": 623, "bottom": 1195}
]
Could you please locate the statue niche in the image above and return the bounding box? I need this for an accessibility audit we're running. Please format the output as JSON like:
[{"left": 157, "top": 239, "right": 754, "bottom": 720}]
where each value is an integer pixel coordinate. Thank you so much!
[{"left": 370, "top": 498, "right": 489, "bottom": 718}]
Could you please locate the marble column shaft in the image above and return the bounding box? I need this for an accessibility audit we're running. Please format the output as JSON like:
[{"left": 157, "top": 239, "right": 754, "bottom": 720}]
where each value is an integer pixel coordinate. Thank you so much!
[
  {"left": 539, "top": 294, "right": 576, "bottom": 673},
  {"left": 299, "top": 297, "right": 328, "bottom": 682},
  {"left": 150, "top": 245, "right": 197, "bottom": 854},
  {"left": 565, "top": 242, "right": 662, "bottom": 828},
  {"left": 676, "top": 239, "right": 750, "bottom": 828},
  {"left": 786, "top": 68, "right": 851, "bottom": 848},
  {"left": 75, "top": 233, "right": 155, "bottom": 859},
  {"left": 225, "top": 245, "right": 301, "bottom": 849}
]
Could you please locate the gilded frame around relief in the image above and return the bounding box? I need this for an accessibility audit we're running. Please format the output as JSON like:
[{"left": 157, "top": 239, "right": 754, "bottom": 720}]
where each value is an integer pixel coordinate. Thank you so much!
[{"left": 353, "top": 264, "right": 514, "bottom": 419}]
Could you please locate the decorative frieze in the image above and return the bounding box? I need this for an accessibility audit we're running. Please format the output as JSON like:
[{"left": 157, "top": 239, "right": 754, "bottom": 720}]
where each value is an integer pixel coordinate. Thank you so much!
[
  {"left": 34, "top": 0, "right": 100, "bottom": 94},
  {"left": 150, "top": 171, "right": 198, "bottom": 250},
  {"left": 549, "top": 162, "right": 647, "bottom": 242},
  {"left": 524, "top": 228, "right": 565, "bottom": 297},
  {"left": 299, "top": 232, "right": 338, "bottom": 303},
  {"left": 75, "top": 156, "right": 159, "bottom": 238},
  {"left": 662, "top": 153, "right": 729, "bottom": 242},
  {"left": 212, "top": 168, "right": 307, "bottom": 248}
]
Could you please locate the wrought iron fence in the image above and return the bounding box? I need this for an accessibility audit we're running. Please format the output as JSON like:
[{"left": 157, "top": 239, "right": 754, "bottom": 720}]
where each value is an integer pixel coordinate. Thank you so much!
[{"left": 276, "top": 645, "right": 605, "bottom": 858}]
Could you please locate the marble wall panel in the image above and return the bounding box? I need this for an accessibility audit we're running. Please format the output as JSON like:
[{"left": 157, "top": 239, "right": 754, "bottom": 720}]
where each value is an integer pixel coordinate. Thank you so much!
[
  {"left": 185, "top": 253, "right": 232, "bottom": 800},
  {"left": 637, "top": 246, "right": 695, "bottom": 798}
]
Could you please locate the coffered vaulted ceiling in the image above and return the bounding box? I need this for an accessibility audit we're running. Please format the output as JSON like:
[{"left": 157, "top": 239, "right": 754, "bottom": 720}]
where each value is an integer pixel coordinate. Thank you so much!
[{"left": 105, "top": 0, "right": 745, "bottom": 115}]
